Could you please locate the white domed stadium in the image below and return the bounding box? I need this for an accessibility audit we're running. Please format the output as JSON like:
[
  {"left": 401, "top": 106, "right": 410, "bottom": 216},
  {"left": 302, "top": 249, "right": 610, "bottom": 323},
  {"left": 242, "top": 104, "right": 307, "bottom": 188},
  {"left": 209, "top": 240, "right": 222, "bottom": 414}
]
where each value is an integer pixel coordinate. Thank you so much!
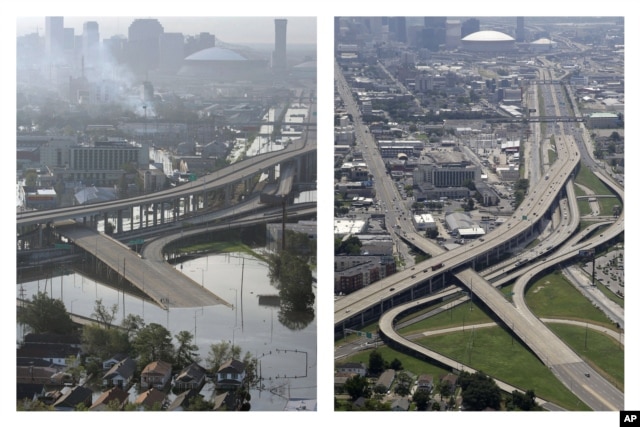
[
  {"left": 177, "top": 46, "right": 270, "bottom": 81},
  {"left": 461, "top": 30, "right": 516, "bottom": 52}
]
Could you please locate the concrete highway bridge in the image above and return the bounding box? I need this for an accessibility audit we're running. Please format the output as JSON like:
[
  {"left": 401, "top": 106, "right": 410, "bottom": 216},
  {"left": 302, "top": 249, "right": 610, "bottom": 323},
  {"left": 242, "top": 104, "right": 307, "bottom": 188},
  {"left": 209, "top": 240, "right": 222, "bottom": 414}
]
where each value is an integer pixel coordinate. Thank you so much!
[
  {"left": 17, "top": 113, "right": 317, "bottom": 310},
  {"left": 335, "top": 130, "right": 624, "bottom": 410}
]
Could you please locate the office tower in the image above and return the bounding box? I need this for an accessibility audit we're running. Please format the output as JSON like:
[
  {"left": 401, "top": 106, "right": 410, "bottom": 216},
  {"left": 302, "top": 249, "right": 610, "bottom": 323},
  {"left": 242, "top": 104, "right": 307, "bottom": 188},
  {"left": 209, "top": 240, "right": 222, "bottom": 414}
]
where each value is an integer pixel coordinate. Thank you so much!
[
  {"left": 45, "top": 16, "right": 64, "bottom": 60},
  {"left": 273, "top": 18, "right": 287, "bottom": 75},
  {"left": 516, "top": 17, "right": 525, "bottom": 42},
  {"left": 388, "top": 17, "right": 407, "bottom": 43},
  {"left": 461, "top": 18, "right": 480, "bottom": 39},
  {"left": 446, "top": 20, "right": 461, "bottom": 49},
  {"left": 422, "top": 17, "right": 447, "bottom": 51},
  {"left": 82, "top": 21, "right": 100, "bottom": 67},
  {"left": 159, "top": 32, "right": 185, "bottom": 74},
  {"left": 127, "top": 18, "right": 164, "bottom": 77}
]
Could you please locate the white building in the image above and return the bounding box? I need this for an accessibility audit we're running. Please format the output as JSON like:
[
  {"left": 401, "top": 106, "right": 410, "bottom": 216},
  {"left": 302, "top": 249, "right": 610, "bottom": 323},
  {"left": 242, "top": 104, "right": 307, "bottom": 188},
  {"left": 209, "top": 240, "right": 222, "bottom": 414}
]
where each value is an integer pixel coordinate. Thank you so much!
[
  {"left": 413, "top": 213, "right": 437, "bottom": 231},
  {"left": 334, "top": 219, "right": 367, "bottom": 237}
]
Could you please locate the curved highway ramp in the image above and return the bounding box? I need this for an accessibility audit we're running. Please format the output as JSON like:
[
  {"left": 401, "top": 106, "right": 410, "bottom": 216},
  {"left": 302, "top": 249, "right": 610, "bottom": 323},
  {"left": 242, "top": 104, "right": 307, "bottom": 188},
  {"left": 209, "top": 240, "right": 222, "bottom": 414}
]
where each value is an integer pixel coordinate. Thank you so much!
[{"left": 58, "top": 224, "right": 230, "bottom": 309}]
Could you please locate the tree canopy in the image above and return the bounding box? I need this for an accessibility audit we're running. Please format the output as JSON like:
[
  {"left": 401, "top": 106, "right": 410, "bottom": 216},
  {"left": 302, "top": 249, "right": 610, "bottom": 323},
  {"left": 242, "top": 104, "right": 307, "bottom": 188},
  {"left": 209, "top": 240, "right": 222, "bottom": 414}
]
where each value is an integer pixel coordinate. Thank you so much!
[
  {"left": 459, "top": 371, "right": 501, "bottom": 411},
  {"left": 18, "top": 292, "right": 76, "bottom": 335}
]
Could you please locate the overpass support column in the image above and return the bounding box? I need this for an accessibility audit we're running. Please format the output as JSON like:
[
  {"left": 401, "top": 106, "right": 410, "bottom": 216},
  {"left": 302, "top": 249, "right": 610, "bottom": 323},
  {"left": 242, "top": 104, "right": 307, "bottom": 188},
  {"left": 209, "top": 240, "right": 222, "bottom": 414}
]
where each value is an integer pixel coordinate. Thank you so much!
[
  {"left": 153, "top": 202, "right": 158, "bottom": 226},
  {"left": 117, "top": 210, "right": 123, "bottom": 234},
  {"left": 224, "top": 183, "right": 232, "bottom": 207},
  {"left": 160, "top": 202, "right": 165, "bottom": 225},
  {"left": 130, "top": 206, "right": 134, "bottom": 231},
  {"left": 268, "top": 166, "right": 276, "bottom": 182},
  {"left": 103, "top": 212, "right": 108, "bottom": 231},
  {"left": 174, "top": 198, "right": 180, "bottom": 221}
]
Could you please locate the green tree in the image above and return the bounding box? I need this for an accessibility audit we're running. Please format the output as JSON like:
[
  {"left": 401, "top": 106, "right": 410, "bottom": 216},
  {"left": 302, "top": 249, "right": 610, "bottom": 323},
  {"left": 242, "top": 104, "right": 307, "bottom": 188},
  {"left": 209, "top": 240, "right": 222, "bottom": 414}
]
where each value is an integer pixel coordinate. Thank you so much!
[
  {"left": 121, "top": 314, "right": 145, "bottom": 340},
  {"left": 283, "top": 230, "right": 316, "bottom": 264},
  {"left": 344, "top": 374, "right": 371, "bottom": 400},
  {"left": 438, "top": 379, "right": 454, "bottom": 401},
  {"left": 505, "top": 389, "right": 541, "bottom": 411},
  {"left": 368, "top": 350, "right": 385, "bottom": 376},
  {"left": 174, "top": 330, "right": 200, "bottom": 368},
  {"left": 82, "top": 324, "right": 131, "bottom": 360},
  {"left": 276, "top": 251, "right": 315, "bottom": 312},
  {"left": 186, "top": 394, "right": 214, "bottom": 411},
  {"left": 132, "top": 323, "right": 175, "bottom": 367},
  {"left": 459, "top": 371, "right": 501, "bottom": 411},
  {"left": 394, "top": 371, "right": 413, "bottom": 397},
  {"left": 91, "top": 298, "right": 118, "bottom": 329},
  {"left": 206, "top": 341, "right": 242, "bottom": 374},
  {"left": 389, "top": 358, "right": 403, "bottom": 371},
  {"left": 17, "top": 399, "right": 53, "bottom": 411},
  {"left": 17, "top": 292, "right": 76, "bottom": 335},
  {"left": 336, "top": 235, "right": 362, "bottom": 255},
  {"left": 413, "top": 389, "right": 430, "bottom": 411}
]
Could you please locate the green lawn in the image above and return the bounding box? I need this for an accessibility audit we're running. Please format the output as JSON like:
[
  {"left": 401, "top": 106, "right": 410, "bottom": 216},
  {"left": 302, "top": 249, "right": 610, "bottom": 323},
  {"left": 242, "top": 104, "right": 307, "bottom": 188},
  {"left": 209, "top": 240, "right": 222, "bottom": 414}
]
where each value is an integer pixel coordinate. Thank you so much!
[
  {"left": 416, "top": 326, "right": 591, "bottom": 410},
  {"left": 338, "top": 346, "right": 450, "bottom": 380},
  {"left": 397, "top": 300, "right": 494, "bottom": 335},
  {"left": 525, "top": 271, "right": 616, "bottom": 329},
  {"left": 574, "top": 162, "right": 622, "bottom": 216}
]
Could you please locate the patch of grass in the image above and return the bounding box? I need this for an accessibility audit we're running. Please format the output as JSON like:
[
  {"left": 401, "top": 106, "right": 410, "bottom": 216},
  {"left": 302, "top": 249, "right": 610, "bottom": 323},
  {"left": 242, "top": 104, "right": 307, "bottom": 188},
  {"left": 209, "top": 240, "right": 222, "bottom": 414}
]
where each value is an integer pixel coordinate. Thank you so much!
[
  {"left": 416, "top": 326, "right": 591, "bottom": 410},
  {"left": 397, "top": 300, "right": 494, "bottom": 335},
  {"left": 176, "top": 241, "right": 267, "bottom": 262},
  {"left": 525, "top": 271, "right": 616, "bottom": 329},
  {"left": 574, "top": 162, "right": 622, "bottom": 216},
  {"left": 338, "top": 346, "right": 450, "bottom": 380}
]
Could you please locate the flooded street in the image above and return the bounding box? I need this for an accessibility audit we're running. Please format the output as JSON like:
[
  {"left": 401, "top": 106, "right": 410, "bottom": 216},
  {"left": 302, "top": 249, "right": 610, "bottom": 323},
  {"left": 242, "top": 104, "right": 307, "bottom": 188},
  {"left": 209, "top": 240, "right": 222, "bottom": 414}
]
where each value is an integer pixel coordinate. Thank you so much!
[{"left": 17, "top": 251, "right": 316, "bottom": 411}]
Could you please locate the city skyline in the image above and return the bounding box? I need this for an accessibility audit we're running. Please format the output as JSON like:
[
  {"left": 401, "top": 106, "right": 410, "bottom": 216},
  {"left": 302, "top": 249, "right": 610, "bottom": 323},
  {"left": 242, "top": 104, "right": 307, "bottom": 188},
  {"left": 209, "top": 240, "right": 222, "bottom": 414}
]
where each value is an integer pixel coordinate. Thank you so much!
[{"left": 16, "top": 16, "right": 317, "bottom": 46}]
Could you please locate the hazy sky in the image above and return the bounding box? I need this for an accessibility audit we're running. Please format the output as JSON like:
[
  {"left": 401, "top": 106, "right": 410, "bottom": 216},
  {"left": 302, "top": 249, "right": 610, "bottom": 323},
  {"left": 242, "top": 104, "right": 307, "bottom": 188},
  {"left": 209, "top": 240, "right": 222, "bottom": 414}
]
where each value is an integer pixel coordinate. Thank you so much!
[{"left": 16, "top": 16, "right": 317, "bottom": 45}]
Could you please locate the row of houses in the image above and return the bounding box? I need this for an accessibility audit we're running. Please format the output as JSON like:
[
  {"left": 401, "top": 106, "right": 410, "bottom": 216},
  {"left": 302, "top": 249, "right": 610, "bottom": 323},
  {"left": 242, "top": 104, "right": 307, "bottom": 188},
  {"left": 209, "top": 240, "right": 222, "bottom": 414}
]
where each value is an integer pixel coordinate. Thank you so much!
[
  {"left": 17, "top": 333, "right": 247, "bottom": 410},
  {"left": 335, "top": 362, "right": 460, "bottom": 411}
]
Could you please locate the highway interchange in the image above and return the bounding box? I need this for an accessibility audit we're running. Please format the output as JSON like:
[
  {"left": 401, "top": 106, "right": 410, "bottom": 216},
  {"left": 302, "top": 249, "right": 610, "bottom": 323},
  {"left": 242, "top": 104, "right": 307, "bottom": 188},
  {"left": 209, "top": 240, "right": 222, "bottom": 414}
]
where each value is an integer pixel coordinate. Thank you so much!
[{"left": 334, "top": 58, "right": 624, "bottom": 410}]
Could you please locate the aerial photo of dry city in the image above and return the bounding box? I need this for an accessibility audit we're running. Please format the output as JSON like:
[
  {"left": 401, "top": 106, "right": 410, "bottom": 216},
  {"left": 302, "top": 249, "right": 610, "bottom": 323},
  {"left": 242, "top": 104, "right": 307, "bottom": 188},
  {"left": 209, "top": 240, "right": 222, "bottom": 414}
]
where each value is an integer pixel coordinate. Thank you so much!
[
  {"left": 16, "top": 15, "right": 317, "bottom": 411},
  {"left": 333, "top": 16, "right": 624, "bottom": 412}
]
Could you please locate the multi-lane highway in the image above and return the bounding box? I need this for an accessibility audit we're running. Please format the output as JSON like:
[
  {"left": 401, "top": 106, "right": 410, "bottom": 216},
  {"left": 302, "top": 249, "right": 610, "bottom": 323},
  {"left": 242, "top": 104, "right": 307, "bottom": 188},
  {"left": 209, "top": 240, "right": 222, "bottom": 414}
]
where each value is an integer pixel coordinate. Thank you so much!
[
  {"left": 334, "top": 60, "right": 623, "bottom": 410},
  {"left": 17, "top": 137, "right": 315, "bottom": 229}
]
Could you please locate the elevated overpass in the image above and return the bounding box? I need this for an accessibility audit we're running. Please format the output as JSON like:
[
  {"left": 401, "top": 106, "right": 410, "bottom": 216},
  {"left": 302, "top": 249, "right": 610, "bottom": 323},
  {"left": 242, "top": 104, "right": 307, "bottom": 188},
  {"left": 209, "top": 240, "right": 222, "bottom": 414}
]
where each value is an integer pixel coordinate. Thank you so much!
[
  {"left": 17, "top": 109, "right": 316, "bottom": 237},
  {"left": 335, "top": 132, "right": 624, "bottom": 409}
]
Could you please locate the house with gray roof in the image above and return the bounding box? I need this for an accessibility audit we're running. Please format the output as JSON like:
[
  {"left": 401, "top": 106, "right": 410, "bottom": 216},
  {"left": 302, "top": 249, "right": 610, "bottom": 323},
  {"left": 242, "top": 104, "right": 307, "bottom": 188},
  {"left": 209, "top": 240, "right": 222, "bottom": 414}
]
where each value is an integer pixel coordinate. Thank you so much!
[{"left": 102, "top": 356, "right": 136, "bottom": 389}]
